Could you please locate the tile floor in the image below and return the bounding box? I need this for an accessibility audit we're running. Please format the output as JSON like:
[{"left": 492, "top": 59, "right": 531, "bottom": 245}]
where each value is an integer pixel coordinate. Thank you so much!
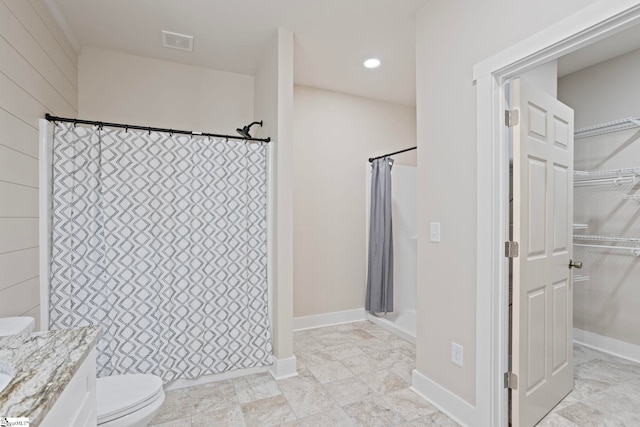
[
  {"left": 539, "top": 343, "right": 640, "bottom": 426},
  {"left": 149, "top": 321, "right": 640, "bottom": 426},
  {"left": 149, "top": 321, "right": 456, "bottom": 426}
]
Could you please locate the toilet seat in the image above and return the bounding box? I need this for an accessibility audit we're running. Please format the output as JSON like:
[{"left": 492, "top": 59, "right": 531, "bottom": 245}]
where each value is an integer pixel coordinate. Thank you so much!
[{"left": 97, "top": 374, "right": 164, "bottom": 425}]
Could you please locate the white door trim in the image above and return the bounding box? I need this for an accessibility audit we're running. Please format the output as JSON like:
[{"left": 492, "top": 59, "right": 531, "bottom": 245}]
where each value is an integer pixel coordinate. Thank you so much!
[{"left": 474, "top": 2, "right": 640, "bottom": 426}]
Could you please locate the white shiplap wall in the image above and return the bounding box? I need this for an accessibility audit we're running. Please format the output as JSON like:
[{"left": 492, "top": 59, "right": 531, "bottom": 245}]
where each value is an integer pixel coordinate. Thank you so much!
[{"left": 0, "top": 0, "right": 77, "bottom": 329}]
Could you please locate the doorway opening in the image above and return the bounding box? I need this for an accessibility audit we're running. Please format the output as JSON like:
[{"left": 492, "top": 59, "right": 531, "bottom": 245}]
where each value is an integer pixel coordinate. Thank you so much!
[
  {"left": 474, "top": 4, "right": 640, "bottom": 427},
  {"left": 505, "top": 36, "right": 640, "bottom": 425}
]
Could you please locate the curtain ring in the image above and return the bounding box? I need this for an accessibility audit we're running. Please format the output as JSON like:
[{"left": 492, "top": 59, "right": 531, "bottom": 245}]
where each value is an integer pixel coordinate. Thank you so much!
[
  {"left": 169, "top": 129, "right": 173, "bottom": 137},
  {"left": 73, "top": 119, "right": 77, "bottom": 127},
  {"left": 148, "top": 127, "right": 151, "bottom": 135},
  {"left": 125, "top": 125, "right": 129, "bottom": 133}
]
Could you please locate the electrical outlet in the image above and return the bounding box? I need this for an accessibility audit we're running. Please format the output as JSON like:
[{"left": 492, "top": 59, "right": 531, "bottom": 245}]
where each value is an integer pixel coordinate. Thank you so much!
[
  {"left": 430, "top": 222, "right": 441, "bottom": 242},
  {"left": 451, "top": 342, "right": 464, "bottom": 367}
]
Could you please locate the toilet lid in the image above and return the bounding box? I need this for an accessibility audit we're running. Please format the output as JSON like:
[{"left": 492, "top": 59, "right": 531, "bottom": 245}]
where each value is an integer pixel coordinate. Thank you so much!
[{"left": 97, "top": 374, "right": 163, "bottom": 423}]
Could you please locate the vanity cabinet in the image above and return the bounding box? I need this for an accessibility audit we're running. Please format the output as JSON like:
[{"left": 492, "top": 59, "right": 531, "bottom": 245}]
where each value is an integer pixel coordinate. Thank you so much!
[{"left": 40, "top": 349, "right": 97, "bottom": 427}]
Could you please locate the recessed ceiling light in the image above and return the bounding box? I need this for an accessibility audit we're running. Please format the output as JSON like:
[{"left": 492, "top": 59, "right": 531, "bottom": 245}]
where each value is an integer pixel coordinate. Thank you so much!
[
  {"left": 162, "top": 30, "right": 194, "bottom": 52},
  {"left": 364, "top": 58, "right": 381, "bottom": 69}
]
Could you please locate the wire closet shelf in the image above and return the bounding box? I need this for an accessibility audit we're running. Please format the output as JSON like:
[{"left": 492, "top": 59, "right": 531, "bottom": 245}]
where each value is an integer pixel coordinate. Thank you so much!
[
  {"left": 574, "top": 117, "right": 640, "bottom": 140},
  {"left": 572, "top": 117, "right": 640, "bottom": 259},
  {"left": 573, "top": 167, "right": 640, "bottom": 187},
  {"left": 573, "top": 235, "right": 640, "bottom": 257}
]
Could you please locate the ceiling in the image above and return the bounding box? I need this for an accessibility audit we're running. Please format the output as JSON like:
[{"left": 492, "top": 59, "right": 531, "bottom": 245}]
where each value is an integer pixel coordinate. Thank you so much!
[
  {"left": 558, "top": 23, "right": 640, "bottom": 77},
  {"left": 52, "top": 0, "right": 427, "bottom": 106}
]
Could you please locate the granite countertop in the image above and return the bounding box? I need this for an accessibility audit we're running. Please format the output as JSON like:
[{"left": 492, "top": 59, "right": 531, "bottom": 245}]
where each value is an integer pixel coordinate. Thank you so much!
[{"left": 0, "top": 325, "right": 102, "bottom": 425}]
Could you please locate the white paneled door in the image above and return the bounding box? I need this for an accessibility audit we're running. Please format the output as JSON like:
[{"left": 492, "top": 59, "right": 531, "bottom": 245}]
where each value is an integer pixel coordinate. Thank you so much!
[{"left": 511, "top": 77, "right": 575, "bottom": 427}]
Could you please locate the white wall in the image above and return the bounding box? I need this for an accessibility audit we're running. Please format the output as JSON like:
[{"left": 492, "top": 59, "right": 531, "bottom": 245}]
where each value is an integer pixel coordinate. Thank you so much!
[
  {"left": 522, "top": 60, "right": 558, "bottom": 97},
  {"left": 0, "top": 0, "right": 78, "bottom": 329},
  {"left": 390, "top": 166, "right": 417, "bottom": 313},
  {"left": 414, "top": 0, "right": 598, "bottom": 409},
  {"left": 559, "top": 48, "right": 640, "bottom": 347},
  {"left": 78, "top": 47, "right": 253, "bottom": 133},
  {"left": 292, "top": 85, "right": 416, "bottom": 318},
  {"left": 254, "top": 29, "right": 295, "bottom": 369},
  {"left": 559, "top": 48, "right": 640, "bottom": 128}
]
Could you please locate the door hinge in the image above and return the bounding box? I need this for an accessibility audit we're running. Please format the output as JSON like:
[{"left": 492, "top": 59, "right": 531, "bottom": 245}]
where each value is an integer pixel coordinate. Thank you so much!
[
  {"left": 504, "top": 372, "right": 518, "bottom": 390},
  {"left": 505, "top": 109, "right": 519, "bottom": 127},
  {"left": 505, "top": 241, "right": 519, "bottom": 258}
]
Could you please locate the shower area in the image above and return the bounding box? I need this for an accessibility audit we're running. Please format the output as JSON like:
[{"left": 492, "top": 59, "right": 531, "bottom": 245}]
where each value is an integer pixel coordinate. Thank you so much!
[
  {"left": 365, "top": 159, "right": 417, "bottom": 343},
  {"left": 38, "top": 116, "right": 275, "bottom": 384}
]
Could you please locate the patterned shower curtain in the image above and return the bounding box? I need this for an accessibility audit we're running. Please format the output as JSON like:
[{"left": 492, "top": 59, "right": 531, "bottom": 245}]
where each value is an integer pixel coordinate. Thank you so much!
[{"left": 49, "top": 122, "right": 272, "bottom": 382}]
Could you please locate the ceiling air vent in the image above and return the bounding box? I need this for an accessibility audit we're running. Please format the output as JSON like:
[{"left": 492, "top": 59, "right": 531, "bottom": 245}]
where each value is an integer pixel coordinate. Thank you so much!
[{"left": 161, "top": 30, "right": 194, "bottom": 52}]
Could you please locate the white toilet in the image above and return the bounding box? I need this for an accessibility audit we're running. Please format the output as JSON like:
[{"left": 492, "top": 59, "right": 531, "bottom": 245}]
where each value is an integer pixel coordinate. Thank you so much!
[
  {"left": 97, "top": 374, "right": 165, "bottom": 427},
  {"left": 0, "top": 316, "right": 35, "bottom": 336},
  {"left": 0, "top": 317, "right": 165, "bottom": 427}
]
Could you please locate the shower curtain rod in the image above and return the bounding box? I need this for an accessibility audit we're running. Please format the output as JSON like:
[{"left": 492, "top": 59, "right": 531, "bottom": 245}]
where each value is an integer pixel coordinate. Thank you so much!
[
  {"left": 368, "top": 146, "right": 417, "bottom": 162},
  {"left": 45, "top": 114, "right": 271, "bottom": 143}
]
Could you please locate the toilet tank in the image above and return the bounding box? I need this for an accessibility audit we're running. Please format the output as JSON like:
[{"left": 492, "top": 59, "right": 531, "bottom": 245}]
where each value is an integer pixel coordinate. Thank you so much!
[{"left": 0, "top": 317, "right": 35, "bottom": 336}]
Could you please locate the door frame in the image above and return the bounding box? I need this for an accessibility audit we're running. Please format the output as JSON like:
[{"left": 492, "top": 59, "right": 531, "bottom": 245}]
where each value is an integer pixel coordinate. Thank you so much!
[{"left": 473, "top": 2, "right": 640, "bottom": 426}]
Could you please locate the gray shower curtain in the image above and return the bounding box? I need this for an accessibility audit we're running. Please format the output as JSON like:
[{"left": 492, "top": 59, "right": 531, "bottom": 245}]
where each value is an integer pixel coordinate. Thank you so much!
[
  {"left": 49, "top": 122, "right": 272, "bottom": 382},
  {"left": 366, "top": 157, "right": 394, "bottom": 313}
]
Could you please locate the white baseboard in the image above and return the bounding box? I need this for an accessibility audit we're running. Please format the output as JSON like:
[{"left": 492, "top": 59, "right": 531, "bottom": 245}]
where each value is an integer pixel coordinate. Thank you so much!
[
  {"left": 411, "top": 369, "right": 476, "bottom": 427},
  {"left": 365, "top": 312, "right": 416, "bottom": 344},
  {"left": 165, "top": 366, "right": 268, "bottom": 391},
  {"left": 574, "top": 328, "right": 640, "bottom": 364},
  {"left": 293, "top": 308, "right": 366, "bottom": 331},
  {"left": 165, "top": 355, "right": 298, "bottom": 390},
  {"left": 269, "top": 355, "right": 298, "bottom": 380}
]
